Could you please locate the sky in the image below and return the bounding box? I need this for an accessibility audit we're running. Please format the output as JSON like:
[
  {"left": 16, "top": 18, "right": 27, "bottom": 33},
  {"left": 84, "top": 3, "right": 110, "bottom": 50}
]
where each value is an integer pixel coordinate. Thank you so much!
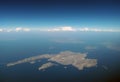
[{"left": 0, "top": 0, "right": 120, "bottom": 29}]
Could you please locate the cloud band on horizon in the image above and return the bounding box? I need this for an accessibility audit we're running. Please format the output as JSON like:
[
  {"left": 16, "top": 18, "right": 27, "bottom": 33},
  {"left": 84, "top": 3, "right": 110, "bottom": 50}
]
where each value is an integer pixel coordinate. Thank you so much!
[{"left": 0, "top": 26, "right": 120, "bottom": 32}]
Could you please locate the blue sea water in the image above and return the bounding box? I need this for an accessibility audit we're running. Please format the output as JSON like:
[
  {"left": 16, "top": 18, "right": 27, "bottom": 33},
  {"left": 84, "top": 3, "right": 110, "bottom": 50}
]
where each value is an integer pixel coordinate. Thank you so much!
[{"left": 0, "top": 32, "right": 120, "bottom": 82}]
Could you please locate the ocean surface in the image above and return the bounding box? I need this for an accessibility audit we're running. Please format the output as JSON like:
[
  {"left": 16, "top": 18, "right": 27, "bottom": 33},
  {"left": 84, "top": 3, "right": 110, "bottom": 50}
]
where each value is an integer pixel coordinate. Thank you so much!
[{"left": 0, "top": 32, "right": 120, "bottom": 82}]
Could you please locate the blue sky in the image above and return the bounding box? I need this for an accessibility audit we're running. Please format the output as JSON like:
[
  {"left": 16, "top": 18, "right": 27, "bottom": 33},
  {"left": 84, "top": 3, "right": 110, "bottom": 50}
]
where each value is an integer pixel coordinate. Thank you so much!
[{"left": 0, "top": 0, "right": 120, "bottom": 29}]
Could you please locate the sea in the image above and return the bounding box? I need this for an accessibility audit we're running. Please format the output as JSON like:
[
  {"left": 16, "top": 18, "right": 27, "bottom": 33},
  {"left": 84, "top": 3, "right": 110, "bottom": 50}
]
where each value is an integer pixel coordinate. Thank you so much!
[{"left": 0, "top": 32, "right": 120, "bottom": 82}]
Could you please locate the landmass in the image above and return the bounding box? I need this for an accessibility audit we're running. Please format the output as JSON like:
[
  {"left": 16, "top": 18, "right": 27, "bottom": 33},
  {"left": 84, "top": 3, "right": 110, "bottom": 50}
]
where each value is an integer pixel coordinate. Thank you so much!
[
  {"left": 38, "top": 62, "right": 56, "bottom": 70},
  {"left": 7, "top": 51, "right": 97, "bottom": 71}
]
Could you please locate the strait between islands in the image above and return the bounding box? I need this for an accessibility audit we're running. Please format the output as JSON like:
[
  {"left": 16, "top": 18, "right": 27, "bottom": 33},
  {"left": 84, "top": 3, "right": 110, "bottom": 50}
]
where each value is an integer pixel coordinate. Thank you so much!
[{"left": 7, "top": 51, "right": 97, "bottom": 71}]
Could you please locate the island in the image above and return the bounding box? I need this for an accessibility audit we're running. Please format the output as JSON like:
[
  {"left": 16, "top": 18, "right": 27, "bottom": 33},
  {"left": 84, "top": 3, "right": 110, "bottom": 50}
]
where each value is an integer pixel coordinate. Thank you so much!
[{"left": 7, "top": 51, "right": 97, "bottom": 71}]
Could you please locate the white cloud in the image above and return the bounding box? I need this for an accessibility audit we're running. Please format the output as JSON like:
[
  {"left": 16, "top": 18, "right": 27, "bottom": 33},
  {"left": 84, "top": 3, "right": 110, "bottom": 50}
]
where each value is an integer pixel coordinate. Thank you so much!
[
  {"left": 22, "top": 28, "right": 31, "bottom": 32},
  {"left": 41, "top": 27, "right": 120, "bottom": 32},
  {"left": 0, "top": 27, "right": 31, "bottom": 32},
  {"left": 60, "top": 26, "right": 76, "bottom": 31},
  {"left": 0, "top": 26, "right": 120, "bottom": 32},
  {"left": 15, "top": 27, "right": 31, "bottom": 32},
  {"left": 79, "top": 27, "right": 89, "bottom": 31},
  {"left": 15, "top": 27, "right": 22, "bottom": 32},
  {"left": 47, "top": 26, "right": 76, "bottom": 32},
  {"left": 0, "top": 28, "right": 3, "bottom": 32},
  {"left": 79, "top": 28, "right": 120, "bottom": 32},
  {"left": 6, "top": 29, "right": 13, "bottom": 32}
]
